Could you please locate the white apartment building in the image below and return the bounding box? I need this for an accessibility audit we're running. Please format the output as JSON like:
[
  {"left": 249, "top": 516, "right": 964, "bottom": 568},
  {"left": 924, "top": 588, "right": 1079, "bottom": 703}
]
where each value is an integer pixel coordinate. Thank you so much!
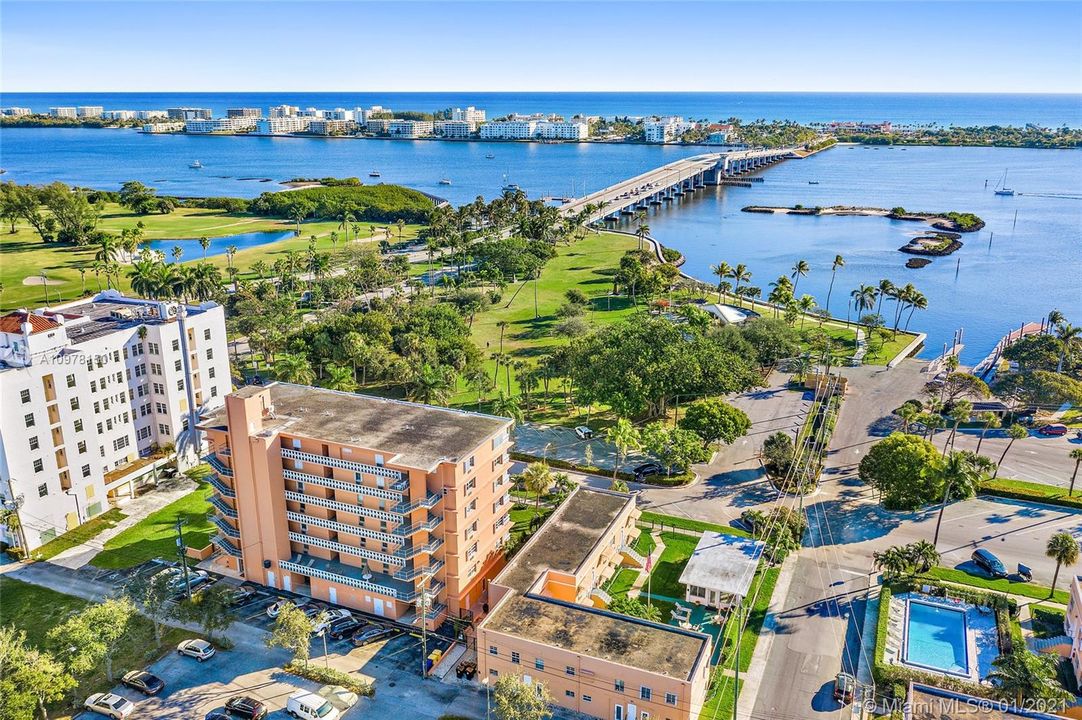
[
  {"left": 479, "top": 120, "right": 536, "bottom": 140},
  {"left": 535, "top": 120, "right": 590, "bottom": 140},
  {"left": 366, "top": 118, "right": 393, "bottom": 134},
  {"left": 269, "top": 105, "right": 300, "bottom": 118},
  {"left": 168, "top": 107, "right": 213, "bottom": 120},
  {"left": 77, "top": 106, "right": 104, "bottom": 118},
  {"left": 298, "top": 107, "right": 326, "bottom": 118},
  {"left": 254, "top": 116, "right": 311, "bottom": 135},
  {"left": 141, "top": 122, "right": 186, "bottom": 134},
  {"left": 644, "top": 116, "right": 696, "bottom": 143},
  {"left": 185, "top": 117, "right": 259, "bottom": 134},
  {"left": 136, "top": 110, "right": 168, "bottom": 120},
  {"left": 3, "top": 107, "right": 32, "bottom": 117},
  {"left": 227, "top": 108, "right": 262, "bottom": 118},
  {"left": 50, "top": 107, "right": 78, "bottom": 118},
  {"left": 388, "top": 119, "right": 434, "bottom": 138},
  {"left": 451, "top": 106, "right": 486, "bottom": 124},
  {"left": 323, "top": 108, "right": 355, "bottom": 121},
  {"left": 354, "top": 105, "right": 388, "bottom": 124},
  {"left": 435, "top": 120, "right": 474, "bottom": 139},
  {"left": 104, "top": 110, "right": 137, "bottom": 121},
  {"left": 0, "top": 291, "right": 230, "bottom": 552},
  {"left": 307, "top": 119, "right": 354, "bottom": 135}
]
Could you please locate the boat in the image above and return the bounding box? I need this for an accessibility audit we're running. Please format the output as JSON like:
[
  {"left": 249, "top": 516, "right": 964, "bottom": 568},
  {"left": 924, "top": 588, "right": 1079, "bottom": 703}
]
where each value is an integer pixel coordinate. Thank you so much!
[
  {"left": 439, "top": 178, "right": 452, "bottom": 185},
  {"left": 808, "top": 180, "right": 820, "bottom": 185},
  {"left": 189, "top": 160, "right": 203, "bottom": 169},
  {"left": 994, "top": 168, "right": 1015, "bottom": 196},
  {"left": 369, "top": 170, "right": 381, "bottom": 178},
  {"left": 502, "top": 183, "right": 522, "bottom": 194},
  {"left": 485, "top": 153, "right": 495, "bottom": 159}
]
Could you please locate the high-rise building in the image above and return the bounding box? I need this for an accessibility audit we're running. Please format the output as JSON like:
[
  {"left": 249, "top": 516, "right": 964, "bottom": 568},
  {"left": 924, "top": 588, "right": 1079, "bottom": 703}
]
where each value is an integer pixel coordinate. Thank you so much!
[
  {"left": 451, "top": 106, "right": 486, "bottom": 124},
  {"left": 49, "top": 107, "right": 78, "bottom": 118},
  {"left": 269, "top": 105, "right": 300, "bottom": 119},
  {"left": 227, "top": 108, "right": 263, "bottom": 118},
  {"left": 167, "top": 107, "right": 213, "bottom": 121},
  {"left": 479, "top": 120, "right": 537, "bottom": 140},
  {"left": 0, "top": 291, "right": 230, "bottom": 551},
  {"left": 76, "top": 106, "right": 104, "bottom": 118},
  {"left": 199, "top": 383, "right": 515, "bottom": 629}
]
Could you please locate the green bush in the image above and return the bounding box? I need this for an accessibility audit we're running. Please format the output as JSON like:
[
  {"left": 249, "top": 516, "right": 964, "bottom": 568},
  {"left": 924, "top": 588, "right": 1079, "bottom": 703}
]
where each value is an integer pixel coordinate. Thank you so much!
[
  {"left": 283, "top": 661, "right": 374, "bottom": 696},
  {"left": 980, "top": 479, "right": 1082, "bottom": 510},
  {"left": 249, "top": 184, "right": 433, "bottom": 224}
]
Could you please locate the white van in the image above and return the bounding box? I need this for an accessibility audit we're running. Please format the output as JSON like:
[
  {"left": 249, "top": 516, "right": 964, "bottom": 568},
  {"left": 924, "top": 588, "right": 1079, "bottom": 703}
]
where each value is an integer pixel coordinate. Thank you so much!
[{"left": 286, "top": 690, "right": 341, "bottom": 720}]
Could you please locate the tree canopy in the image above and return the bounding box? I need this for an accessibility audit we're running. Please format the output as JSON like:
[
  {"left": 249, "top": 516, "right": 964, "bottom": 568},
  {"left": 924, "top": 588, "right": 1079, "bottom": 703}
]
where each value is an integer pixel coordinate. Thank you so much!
[{"left": 858, "top": 432, "right": 944, "bottom": 509}]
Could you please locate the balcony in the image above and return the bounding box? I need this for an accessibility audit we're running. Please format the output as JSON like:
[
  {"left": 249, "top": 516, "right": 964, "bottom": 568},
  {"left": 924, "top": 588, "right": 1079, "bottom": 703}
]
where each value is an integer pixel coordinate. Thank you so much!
[
  {"left": 283, "top": 468, "right": 401, "bottom": 502},
  {"left": 280, "top": 448, "right": 406, "bottom": 483},
  {"left": 392, "top": 514, "right": 443, "bottom": 537},
  {"left": 286, "top": 511, "right": 399, "bottom": 545},
  {"left": 281, "top": 554, "right": 422, "bottom": 600},
  {"left": 209, "top": 494, "right": 238, "bottom": 518},
  {"left": 392, "top": 537, "right": 444, "bottom": 560},
  {"left": 211, "top": 514, "right": 241, "bottom": 539},
  {"left": 284, "top": 490, "right": 399, "bottom": 523},
  {"left": 393, "top": 492, "right": 443, "bottom": 515},
  {"left": 206, "top": 472, "right": 236, "bottom": 499},
  {"left": 289, "top": 532, "right": 402, "bottom": 566},
  {"left": 211, "top": 534, "right": 241, "bottom": 557},
  {"left": 392, "top": 559, "right": 445, "bottom": 581},
  {"left": 206, "top": 454, "right": 233, "bottom": 477}
]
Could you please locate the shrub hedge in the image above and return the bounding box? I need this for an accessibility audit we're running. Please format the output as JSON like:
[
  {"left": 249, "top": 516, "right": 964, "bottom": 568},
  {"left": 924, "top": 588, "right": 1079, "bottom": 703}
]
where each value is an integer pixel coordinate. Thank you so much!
[{"left": 283, "top": 661, "right": 375, "bottom": 696}]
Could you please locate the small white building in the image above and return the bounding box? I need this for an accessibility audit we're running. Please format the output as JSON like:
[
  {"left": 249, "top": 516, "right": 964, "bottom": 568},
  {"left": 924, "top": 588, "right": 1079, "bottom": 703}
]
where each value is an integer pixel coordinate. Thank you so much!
[
  {"left": 103, "top": 110, "right": 137, "bottom": 121},
  {"left": 678, "top": 532, "right": 764, "bottom": 610},
  {"left": 254, "top": 116, "right": 311, "bottom": 135},
  {"left": 323, "top": 108, "right": 355, "bottom": 121},
  {"left": 141, "top": 122, "right": 186, "bottom": 134},
  {"left": 644, "top": 116, "right": 696, "bottom": 144},
  {"left": 388, "top": 119, "right": 434, "bottom": 138},
  {"left": 435, "top": 120, "right": 474, "bottom": 139},
  {"left": 3, "top": 107, "right": 32, "bottom": 117},
  {"left": 50, "top": 107, "right": 78, "bottom": 118},
  {"left": 480, "top": 120, "right": 536, "bottom": 140},
  {"left": 307, "top": 118, "right": 354, "bottom": 136}
]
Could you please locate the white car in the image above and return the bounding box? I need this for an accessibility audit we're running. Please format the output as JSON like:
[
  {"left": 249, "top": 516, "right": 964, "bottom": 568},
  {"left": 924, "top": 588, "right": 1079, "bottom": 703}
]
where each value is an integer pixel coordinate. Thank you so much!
[
  {"left": 574, "top": 425, "right": 593, "bottom": 440},
  {"left": 317, "top": 684, "right": 359, "bottom": 711},
  {"left": 266, "top": 598, "right": 295, "bottom": 618},
  {"left": 84, "top": 693, "right": 134, "bottom": 719},
  {"left": 176, "top": 637, "right": 216, "bottom": 661},
  {"left": 313, "top": 608, "right": 353, "bottom": 634}
]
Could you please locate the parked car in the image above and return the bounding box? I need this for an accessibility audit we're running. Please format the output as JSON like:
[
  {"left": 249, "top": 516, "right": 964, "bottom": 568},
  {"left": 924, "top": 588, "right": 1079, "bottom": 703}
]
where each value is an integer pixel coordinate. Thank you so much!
[
  {"left": 177, "top": 638, "right": 216, "bottom": 661},
  {"left": 734, "top": 510, "right": 762, "bottom": 534},
  {"left": 168, "top": 569, "right": 210, "bottom": 594},
  {"left": 971, "top": 548, "right": 1008, "bottom": 578},
  {"left": 313, "top": 607, "right": 353, "bottom": 633},
  {"left": 84, "top": 693, "right": 135, "bottom": 719},
  {"left": 327, "top": 617, "right": 365, "bottom": 640},
  {"left": 227, "top": 587, "right": 257, "bottom": 606},
  {"left": 574, "top": 425, "right": 594, "bottom": 440},
  {"left": 287, "top": 690, "right": 341, "bottom": 720},
  {"left": 266, "top": 598, "right": 294, "bottom": 618},
  {"left": 121, "top": 669, "right": 164, "bottom": 695},
  {"left": 317, "top": 684, "right": 359, "bottom": 711},
  {"left": 1038, "top": 423, "right": 1068, "bottom": 436},
  {"left": 225, "top": 696, "right": 268, "bottom": 720},
  {"left": 634, "top": 462, "right": 665, "bottom": 480},
  {"left": 833, "top": 672, "right": 856, "bottom": 704},
  {"left": 351, "top": 625, "right": 398, "bottom": 647}
]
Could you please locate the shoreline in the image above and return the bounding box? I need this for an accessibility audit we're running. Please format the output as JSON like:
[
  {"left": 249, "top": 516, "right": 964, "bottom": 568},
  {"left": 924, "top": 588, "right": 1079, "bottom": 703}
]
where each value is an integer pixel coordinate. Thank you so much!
[{"left": 741, "top": 205, "right": 986, "bottom": 233}]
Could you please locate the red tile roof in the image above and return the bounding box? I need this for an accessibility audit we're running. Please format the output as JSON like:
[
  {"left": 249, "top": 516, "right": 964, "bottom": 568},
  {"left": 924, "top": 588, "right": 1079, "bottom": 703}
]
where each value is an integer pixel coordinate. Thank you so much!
[{"left": 0, "top": 313, "right": 60, "bottom": 335}]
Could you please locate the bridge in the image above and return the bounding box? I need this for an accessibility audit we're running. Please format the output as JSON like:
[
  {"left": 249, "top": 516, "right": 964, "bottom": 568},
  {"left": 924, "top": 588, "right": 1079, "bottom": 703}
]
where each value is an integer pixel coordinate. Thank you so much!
[{"left": 559, "top": 147, "right": 799, "bottom": 223}]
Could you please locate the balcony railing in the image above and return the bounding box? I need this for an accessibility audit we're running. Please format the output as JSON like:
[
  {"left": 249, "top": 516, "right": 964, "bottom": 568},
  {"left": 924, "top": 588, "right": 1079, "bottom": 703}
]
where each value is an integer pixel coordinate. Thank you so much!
[
  {"left": 392, "top": 537, "right": 444, "bottom": 560},
  {"left": 211, "top": 514, "right": 241, "bottom": 539},
  {"left": 284, "top": 490, "right": 400, "bottom": 523},
  {"left": 205, "top": 454, "right": 233, "bottom": 477},
  {"left": 392, "top": 559, "right": 445, "bottom": 581},
  {"left": 209, "top": 494, "right": 238, "bottom": 518},
  {"left": 393, "top": 492, "right": 442, "bottom": 515},
  {"left": 288, "top": 532, "right": 403, "bottom": 567},
  {"left": 283, "top": 468, "right": 401, "bottom": 501},
  {"left": 392, "top": 514, "right": 443, "bottom": 537},
  {"left": 280, "top": 448, "right": 406, "bottom": 482},
  {"left": 206, "top": 472, "right": 236, "bottom": 499},
  {"left": 211, "top": 534, "right": 241, "bottom": 557},
  {"left": 281, "top": 558, "right": 430, "bottom": 600},
  {"left": 591, "top": 587, "right": 613, "bottom": 605},
  {"left": 286, "top": 511, "right": 399, "bottom": 545}
]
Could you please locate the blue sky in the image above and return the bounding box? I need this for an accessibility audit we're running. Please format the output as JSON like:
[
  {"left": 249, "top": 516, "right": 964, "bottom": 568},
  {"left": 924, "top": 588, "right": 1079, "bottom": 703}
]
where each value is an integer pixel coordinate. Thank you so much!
[{"left": 3, "top": 1, "right": 1081, "bottom": 93}]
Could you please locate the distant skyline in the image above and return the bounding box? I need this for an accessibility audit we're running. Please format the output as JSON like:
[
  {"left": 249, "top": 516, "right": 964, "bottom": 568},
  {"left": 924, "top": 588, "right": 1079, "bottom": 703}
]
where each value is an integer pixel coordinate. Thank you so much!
[{"left": 2, "top": 1, "right": 1081, "bottom": 95}]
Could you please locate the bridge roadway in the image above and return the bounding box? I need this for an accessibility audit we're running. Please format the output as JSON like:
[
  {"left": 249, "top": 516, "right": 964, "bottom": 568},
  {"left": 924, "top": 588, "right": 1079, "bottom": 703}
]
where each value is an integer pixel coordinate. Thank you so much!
[{"left": 559, "top": 146, "right": 799, "bottom": 223}]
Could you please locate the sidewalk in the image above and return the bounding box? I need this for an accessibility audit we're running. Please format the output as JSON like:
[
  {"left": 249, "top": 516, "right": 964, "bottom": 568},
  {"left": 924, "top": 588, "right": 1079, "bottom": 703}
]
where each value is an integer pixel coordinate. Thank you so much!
[{"left": 736, "top": 554, "right": 797, "bottom": 719}]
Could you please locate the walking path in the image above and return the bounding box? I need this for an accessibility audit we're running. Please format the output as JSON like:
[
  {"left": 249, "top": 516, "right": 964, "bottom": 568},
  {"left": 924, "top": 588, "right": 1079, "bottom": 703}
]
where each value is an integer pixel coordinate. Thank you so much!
[{"left": 48, "top": 479, "right": 198, "bottom": 569}]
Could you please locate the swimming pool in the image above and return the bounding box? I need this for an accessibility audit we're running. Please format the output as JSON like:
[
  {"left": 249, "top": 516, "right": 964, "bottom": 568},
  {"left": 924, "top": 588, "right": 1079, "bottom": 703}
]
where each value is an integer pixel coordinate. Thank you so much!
[{"left": 903, "top": 599, "right": 970, "bottom": 676}]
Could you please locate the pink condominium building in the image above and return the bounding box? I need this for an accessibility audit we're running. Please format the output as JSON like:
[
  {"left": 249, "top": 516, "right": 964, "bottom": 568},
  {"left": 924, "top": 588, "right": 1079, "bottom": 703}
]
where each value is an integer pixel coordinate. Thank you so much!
[{"left": 199, "top": 382, "right": 514, "bottom": 629}]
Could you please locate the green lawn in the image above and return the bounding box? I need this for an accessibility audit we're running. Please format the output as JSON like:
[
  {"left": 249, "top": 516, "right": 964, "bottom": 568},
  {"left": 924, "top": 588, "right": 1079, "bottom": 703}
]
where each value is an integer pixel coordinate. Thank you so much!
[
  {"left": 90, "top": 483, "right": 214, "bottom": 569},
  {"left": 509, "top": 504, "right": 553, "bottom": 547},
  {"left": 633, "top": 529, "right": 656, "bottom": 557},
  {"left": 647, "top": 532, "right": 701, "bottom": 599},
  {"left": 0, "top": 204, "right": 423, "bottom": 311},
  {"left": 922, "top": 566, "right": 1070, "bottom": 605},
  {"left": 637, "top": 511, "right": 752, "bottom": 538},
  {"left": 30, "top": 508, "right": 127, "bottom": 561},
  {"left": 981, "top": 477, "right": 1082, "bottom": 510},
  {"left": 604, "top": 567, "right": 640, "bottom": 597},
  {"left": 0, "top": 577, "right": 197, "bottom": 719},
  {"left": 1032, "top": 605, "right": 1068, "bottom": 639}
]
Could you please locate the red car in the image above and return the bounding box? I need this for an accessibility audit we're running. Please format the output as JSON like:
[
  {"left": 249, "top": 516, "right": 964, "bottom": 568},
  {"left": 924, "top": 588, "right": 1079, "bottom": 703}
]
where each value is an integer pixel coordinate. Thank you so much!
[{"left": 1038, "top": 424, "right": 1068, "bottom": 436}]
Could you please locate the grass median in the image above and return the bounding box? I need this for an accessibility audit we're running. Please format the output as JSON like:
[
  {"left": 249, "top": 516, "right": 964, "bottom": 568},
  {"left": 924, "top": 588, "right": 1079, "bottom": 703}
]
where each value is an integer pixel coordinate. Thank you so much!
[{"left": 922, "top": 566, "right": 1069, "bottom": 605}]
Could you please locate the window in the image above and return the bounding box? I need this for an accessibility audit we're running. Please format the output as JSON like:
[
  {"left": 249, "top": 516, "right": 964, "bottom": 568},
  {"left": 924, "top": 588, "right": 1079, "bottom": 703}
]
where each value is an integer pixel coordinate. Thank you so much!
[
  {"left": 113, "top": 436, "right": 130, "bottom": 452},
  {"left": 534, "top": 659, "right": 544, "bottom": 670},
  {"left": 211, "top": 386, "right": 218, "bottom": 398},
  {"left": 208, "top": 366, "right": 216, "bottom": 379},
  {"left": 70, "top": 397, "right": 80, "bottom": 411},
  {"left": 171, "top": 339, "right": 180, "bottom": 352},
  {"left": 24, "top": 413, "right": 35, "bottom": 428},
  {"left": 151, "top": 363, "right": 162, "bottom": 375},
  {"left": 77, "top": 440, "right": 87, "bottom": 454},
  {"left": 37, "top": 483, "right": 48, "bottom": 498},
  {"left": 66, "top": 374, "right": 76, "bottom": 388},
  {"left": 489, "top": 645, "right": 498, "bottom": 656},
  {"left": 20, "top": 389, "right": 31, "bottom": 404},
  {"left": 113, "top": 350, "right": 120, "bottom": 363},
  {"left": 82, "top": 464, "right": 91, "bottom": 478},
  {"left": 28, "top": 436, "right": 39, "bottom": 451},
  {"left": 615, "top": 680, "right": 625, "bottom": 693},
  {"left": 159, "top": 424, "right": 171, "bottom": 436},
  {"left": 174, "top": 359, "right": 182, "bottom": 372},
  {"left": 177, "top": 379, "right": 184, "bottom": 392},
  {"left": 137, "top": 426, "right": 151, "bottom": 441},
  {"left": 91, "top": 380, "right": 98, "bottom": 393},
  {"left": 462, "top": 455, "right": 475, "bottom": 473},
  {"left": 665, "top": 692, "right": 677, "bottom": 706},
  {"left": 640, "top": 687, "right": 651, "bottom": 701},
  {"left": 155, "top": 402, "right": 167, "bottom": 414},
  {"left": 206, "top": 348, "right": 214, "bottom": 360},
  {"left": 148, "top": 342, "right": 159, "bottom": 354},
  {"left": 204, "top": 328, "right": 211, "bottom": 341},
  {"left": 565, "top": 665, "right": 575, "bottom": 676},
  {"left": 106, "top": 419, "right": 113, "bottom": 431},
  {"left": 33, "top": 459, "right": 43, "bottom": 473},
  {"left": 510, "top": 652, "right": 520, "bottom": 664},
  {"left": 74, "top": 419, "right": 83, "bottom": 432},
  {"left": 583, "top": 695, "right": 592, "bottom": 703},
  {"left": 565, "top": 690, "right": 575, "bottom": 698},
  {"left": 465, "top": 499, "right": 477, "bottom": 515},
  {"left": 153, "top": 383, "right": 164, "bottom": 395},
  {"left": 464, "top": 478, "right": 476, "bottom": 494}
]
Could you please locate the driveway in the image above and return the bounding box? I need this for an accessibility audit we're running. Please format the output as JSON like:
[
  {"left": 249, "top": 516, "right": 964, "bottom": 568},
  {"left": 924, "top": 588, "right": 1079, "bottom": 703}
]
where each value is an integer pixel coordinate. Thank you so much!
[{"left": 514, "top": 423, "right": 653, "bottom": 474}]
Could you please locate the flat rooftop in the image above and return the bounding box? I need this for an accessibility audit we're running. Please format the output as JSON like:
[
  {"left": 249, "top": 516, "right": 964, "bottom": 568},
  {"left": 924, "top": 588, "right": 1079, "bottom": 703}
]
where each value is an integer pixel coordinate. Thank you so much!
[
  {"left": 484, "top": 592, "right": 708, "bottom": 680},
  {"left": 44, "top": 296, "right": 212, "bottom": 346},
  {"left": 237, "top": 382, "right": 511, "bottom": 471},
  {"left": 678, "top": 532, "right": 764, "bottom": 598},
  {"left": 907, "top": 684, "right": 1064, "bottom": 719},
  {"left": 496, "top": 487, "right": 631, "bottom": 593}
]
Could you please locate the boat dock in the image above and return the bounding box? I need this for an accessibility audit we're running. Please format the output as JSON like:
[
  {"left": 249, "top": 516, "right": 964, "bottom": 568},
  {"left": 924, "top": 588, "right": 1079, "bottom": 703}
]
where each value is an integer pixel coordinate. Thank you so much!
[{"left": 971, "top": 321, "right": 1047, "bottom": 381}]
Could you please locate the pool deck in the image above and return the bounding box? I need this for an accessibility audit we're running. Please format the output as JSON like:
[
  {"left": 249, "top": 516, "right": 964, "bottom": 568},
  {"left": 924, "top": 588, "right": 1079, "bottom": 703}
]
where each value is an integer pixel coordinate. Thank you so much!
[{"left": 884, "top": 591, "right": 1000, "bottom": 684}]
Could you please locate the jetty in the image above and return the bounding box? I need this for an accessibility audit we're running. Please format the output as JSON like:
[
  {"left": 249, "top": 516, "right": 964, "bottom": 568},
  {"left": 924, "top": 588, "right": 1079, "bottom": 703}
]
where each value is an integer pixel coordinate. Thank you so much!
[{"left": 971, "top": 321, "right": 1047, "bottom": 381}]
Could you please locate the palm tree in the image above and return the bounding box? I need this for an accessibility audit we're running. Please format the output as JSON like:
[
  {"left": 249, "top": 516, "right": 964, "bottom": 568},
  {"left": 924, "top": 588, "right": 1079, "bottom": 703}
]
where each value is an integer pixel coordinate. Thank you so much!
[
  {"left": 605, "top": 418, "right": 641, "bottom": 480},
  {"left": 796, "top": 294, "right": 815, "bottom": 330},
  {"left": 825, "top": 254, "right": 844, "bottom": 318},
  {"left": 943, "top": 400, "right": 973, "bottom": 451},
  {"left": 95, "top": 235, "right": 119, "bottom": 264},
  {"left": 851, "top": 284, "right": 878, "bottom": 325},
  {"left": 323, "top": 363, "right": 358, "bottom": 392},
  {"left": 974, "top": 412, "right": 1000, "bottom": 454},
  {"left": 1047, "top": 531, "right": 1080, "bottom": 595},
  {"left": 896, "top": 403, "right": 919, "bottom": 433},
  {"left": 274, "top": 353, "right": 315, "bottom": 385},
  {"left": 905, "top": 540, "right": 941, "bottom": 573},
  {"left": 1054, "top": 322, "right": 1080, "bottom": 373},
  {"left": 875, "top": 279, "right": 895, "bottom": 319},
  {"left": 904, "top": 290, "right": 928, "bottom": 331},
  {"left": 635, "top": 222, "right": 650, "bottom": 253},
  {"left": 711, "top": 262, "right": 732, "bottom": 301},
  {"left": 986, "top": 646, "right": 1072, "bottom": 708},
  {"left": 251, "top": 260, "right": 268, "bottom": 280},
  {"left": 790, "top": 259, "right": 809, "bottom": 295},
  {"left": 171, "top": 245, "right": 183, "bottom": 263},
  {"left": 198, "top": 236, "right": 210, "bottom": 262},
  {"left": 995, "top": 424, "right": 1030, "bottom": 478},
  {"left": 521, "top": 461, "right": 552, "bottom": 514},
  {"left": 226, "top": 244, "right": 237, "bottom": 272},
  {"left": 490, "top": 391, "right": 523, "bottom": 423},
  {"left": 407, "top": 365, "right": 454, "bottom": 406},
  {"left": 730, "top": 264, "right": 752, "bottom": 307},
  {"left": 338, "top": 210, "right": 355, "bottom": 243},
  {"left": 395, "top": 218, "right": 406, "bottom": 239},
  {"left": 77, "top": 265, "right": 88, "bottom": 295},
  {"left": 1069, "top": 449, "right": 1082, "bottom": 497},
  {"left": 128, "top": 258, "right": 162, "bottom": 298},
  {"left": 933, "top": 451, "right": 984, "bottom": 545},
  {"left": 872, "top": 546, "right": 911, "bottom": 580}
]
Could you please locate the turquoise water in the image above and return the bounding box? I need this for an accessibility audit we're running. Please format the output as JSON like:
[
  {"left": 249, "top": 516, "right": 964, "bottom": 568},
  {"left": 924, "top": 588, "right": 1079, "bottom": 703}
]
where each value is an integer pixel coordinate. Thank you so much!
[
  {"left": 146, "top": 230, "right": 295, "bottom": 263},
  {"left": 905, "top": 600, "right": 968, "bottom": 675}
]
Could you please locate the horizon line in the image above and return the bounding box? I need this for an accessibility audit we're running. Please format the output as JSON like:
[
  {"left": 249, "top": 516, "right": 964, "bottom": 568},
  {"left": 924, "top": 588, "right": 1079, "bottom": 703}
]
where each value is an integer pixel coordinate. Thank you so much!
[{"left": 5, "top": 89, "right": 1082, "bottom": 96}]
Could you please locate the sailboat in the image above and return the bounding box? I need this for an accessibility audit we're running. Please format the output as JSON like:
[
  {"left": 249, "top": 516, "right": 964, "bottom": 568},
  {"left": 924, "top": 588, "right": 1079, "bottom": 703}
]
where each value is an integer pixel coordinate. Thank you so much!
[
  {"left": 189, "top": 160, "right": 203, "bottom": 169},
  {"left": 994, "top": 168, "right": 1015, "bottom": 196}
]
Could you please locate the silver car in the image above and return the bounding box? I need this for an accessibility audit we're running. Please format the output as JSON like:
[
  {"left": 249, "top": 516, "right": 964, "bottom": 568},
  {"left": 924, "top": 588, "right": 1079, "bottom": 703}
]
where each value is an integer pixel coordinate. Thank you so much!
[
  {"left": 84, "top": 692, "right": 135, "bottom": 719},
  {"left": 177, "top": 637, "right": 216, "bottom": 661}
]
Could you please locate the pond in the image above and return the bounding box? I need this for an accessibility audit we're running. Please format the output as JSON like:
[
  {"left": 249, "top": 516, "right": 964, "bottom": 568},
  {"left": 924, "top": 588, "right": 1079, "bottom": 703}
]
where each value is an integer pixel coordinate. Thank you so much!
[{"left": 145, "top": 230, "right": 296, "bottom": 263}]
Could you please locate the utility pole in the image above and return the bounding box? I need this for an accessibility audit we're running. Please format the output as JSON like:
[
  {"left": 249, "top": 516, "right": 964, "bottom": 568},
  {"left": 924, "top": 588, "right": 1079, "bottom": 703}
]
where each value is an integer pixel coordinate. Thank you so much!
[
  {"left": 732, "top": 601, "right": 743, "bottom": 720},
  {"left": 174, "top": 518, "right": 192, "bottom": 600},
  {"left": 420, "top": 572, "right": 429, "bottom": 680}
]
